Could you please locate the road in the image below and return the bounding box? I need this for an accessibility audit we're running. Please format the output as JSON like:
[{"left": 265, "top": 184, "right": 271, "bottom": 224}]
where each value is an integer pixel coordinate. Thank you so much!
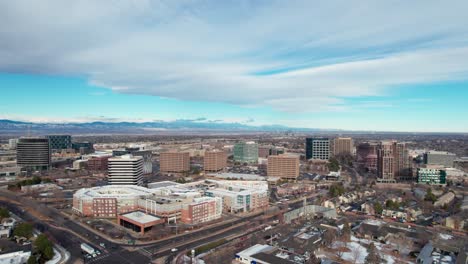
[
  {"left": 0, "top": 189, "right": 274, "bottom": 264},
  {"left": 0, "top": 190, "right": 149, "bottom": 264}
]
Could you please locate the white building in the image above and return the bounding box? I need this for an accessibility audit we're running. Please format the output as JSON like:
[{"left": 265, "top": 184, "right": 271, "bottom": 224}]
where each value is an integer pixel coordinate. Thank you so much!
[
  {"left": 108, "top": 154, "right": 143, "bottom": 186},
  {"left": 235, "top": 244, "right": 275, "bottom": 264},
  {"left": 0, "top": 250, "right": 31, "bottom": 264},
  {"left": 8, "top": 139, "right": 18, "bottom": 150}
]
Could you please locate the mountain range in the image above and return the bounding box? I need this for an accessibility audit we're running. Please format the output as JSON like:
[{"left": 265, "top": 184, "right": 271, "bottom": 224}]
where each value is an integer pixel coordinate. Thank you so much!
[{"left": 0, "top": 119, "right": 326, "bottom": 135}]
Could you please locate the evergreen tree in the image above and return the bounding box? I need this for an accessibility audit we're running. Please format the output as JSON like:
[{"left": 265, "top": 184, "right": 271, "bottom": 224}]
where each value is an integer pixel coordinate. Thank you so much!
[
  {"left": 365, "top": 242, "right": 384, "bottom": 264},
  {"left": 13, "top": 223, "right": 33, "bottom": 239},
  {"left": 0, "top": 207, "right": 9, "bottom": 220}
]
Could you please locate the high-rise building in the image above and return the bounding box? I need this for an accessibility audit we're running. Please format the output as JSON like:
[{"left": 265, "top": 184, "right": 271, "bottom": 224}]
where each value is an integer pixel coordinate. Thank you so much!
[
  {"left": 46, "top": 135, "right": 72, "bottom": 151},
  {"left": 113, "top": 148, "right": 153, "bottom": 174},
  {"left": 332, "top": 137, "right": 353, "bottom": 156},
  {"left": 267, "top": 155, "right": 300, "bottom": 180},
  {"left": 377, "top": 141, "right": 395, "bottom": 182},
  {"left": 258, "top": 146, "right": 272, "bottom": 158},
  {"left": 233, "top": 142, "right": 258, "bottom": 164},
  {"left": 16, "top": 137, "right": 51, "bottom": 171},
  {"left": 87, "top": 155, "right": 111, "bottom": 171},
  {"left": 204, "top": 150, "right": 227, "bottom": 172},
  {"left": 356, "top": 142, "right": 379, "bottom": 171},
  {"left": 377, "top": 141, "right": 412, "bottom": 183},
  {"left": 417, "top": 168, "right": 446, "bottom": 185},
  {"left": 423, "top": 151, "right": 457, "bottom": 168},
  {"left": 8, "top": 138, "right": 18, "bottom": 150},
  {"left": 394, "top": 142, "right": 412, "bottom": 181},
  {"left": 160, "top": 151, "right": 190, "bottom": 173},
  {"left": 305, "top": 138, "right": 330, "bottom": 160},
  {"left": 108, "top": 154, "right": 143, "bottom": 186}
]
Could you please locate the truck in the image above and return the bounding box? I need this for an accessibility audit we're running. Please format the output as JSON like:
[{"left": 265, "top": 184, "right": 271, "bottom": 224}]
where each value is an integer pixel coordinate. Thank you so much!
[{"left": 81, "top": 243, "right": 95, "bottom": 255}]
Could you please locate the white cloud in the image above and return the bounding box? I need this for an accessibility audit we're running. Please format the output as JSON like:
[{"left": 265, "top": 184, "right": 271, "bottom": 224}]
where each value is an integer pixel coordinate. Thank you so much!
[{"left": 1, "top": 0, "right": 468, "bottom": 112}]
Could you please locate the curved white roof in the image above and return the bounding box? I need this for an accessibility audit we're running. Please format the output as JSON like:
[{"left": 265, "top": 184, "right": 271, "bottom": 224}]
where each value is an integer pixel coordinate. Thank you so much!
[{"left": 74, "top": 185, "right": 156, "bottom": 199}]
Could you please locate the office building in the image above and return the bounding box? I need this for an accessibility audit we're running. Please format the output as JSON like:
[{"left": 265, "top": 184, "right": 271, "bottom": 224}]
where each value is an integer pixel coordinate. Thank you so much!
[
  {"left": 417, "top": 168, "right": 447, "bottom": 185},
  {"left": 108, "top": 154, "right": 143, "bottom": 186},
  {"left": 267, "top": 155, "right": 300, "bottom": 180},
  {"left": 16, "top": 137, "right": 51, "bottom": 171},
  {"left": 87, "top": 155, "right": 111, "bottom": 171},
  {"left": 160, "top": 151, "right": 190, "bottom": 173},
  {"left": 72, "top": 142, "right": 94, "bottom": 154},
  {"left": 305, "top": 138, "right": 330, "bottom": 160},
  {"left": 46, "top": 135, "right": 72, "bottom": 151},
  {"left": 8, "top": 139, "right": 18, "bottom": 150},
  {"left": 234, "top": 142, "right": 258, "bottom": 164},
  {"left": 424, "top": 151, "right": 457, "bottom": 167},
  {"left": 258, "top": 146, "right": 271, "bottom": 158},
  {"left": 332, "top": 137, "right": 353, "bottom": 156},
  {"left": 204, "top": 150, "right": 227, "bottom": 172},
  {"left": 113, "top": 147, "right": 153, "bottom": 174}
]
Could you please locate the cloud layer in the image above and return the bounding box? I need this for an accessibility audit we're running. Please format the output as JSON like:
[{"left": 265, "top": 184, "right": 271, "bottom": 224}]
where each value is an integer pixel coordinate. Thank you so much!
[{"left": 1, "top": 0, "right": 468, "bottom": 112}]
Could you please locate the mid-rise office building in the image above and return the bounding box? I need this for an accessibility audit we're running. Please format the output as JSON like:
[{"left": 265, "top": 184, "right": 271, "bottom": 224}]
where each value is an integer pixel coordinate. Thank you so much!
[
  {"left": 234, "top": 142, "right": 258, "bottom": 164},
  {"left": 204, "top": 150, "right": 227, "bottom": 172},
  {"left": 332, "top": 137, "right": 353, "bottom": 156},
  {"left": 417, "top": 168, "right": 446, "bottom": 185},
  {"left": 87, "top": 155, "right": 111, "bottom": 171},
  {"left": 160, "top": 151, "right": 190, "bottom": 173},
  {"left": 72, "top": 142, "right": 94, "bottom": 154},
  {"left": 16, "top": 137, "right": 51, "bottom": 171},
  {"left": 46, "top": 135, "right": 72, "bottom": 151},
  {"left": 113, "top": 147, "right": 153, "bottom": 174},
  {"left": 424, "top": 151, "right": 457, "bottom": 168},
  {"left": 108, "top": 154, "right": 143, "bottom": 186},
  {"left": 258, "top": 146, "right": 271, "bottom": 158},
  {"left": 305, "top": 138, "right": 330, "bottom": 160},
  {"left": 267, "top": 155, "right": 299, "bottom": 180}
]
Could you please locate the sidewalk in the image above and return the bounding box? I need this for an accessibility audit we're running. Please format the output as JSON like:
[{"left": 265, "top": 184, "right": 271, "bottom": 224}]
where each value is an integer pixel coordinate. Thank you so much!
[{"left": 10, "top": 212, "right": 71, "bottom": 264}]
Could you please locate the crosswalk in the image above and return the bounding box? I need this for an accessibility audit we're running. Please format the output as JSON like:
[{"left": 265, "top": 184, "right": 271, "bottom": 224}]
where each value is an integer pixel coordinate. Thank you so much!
[
  {"left": 138, "top": 247, "right": 153, "bottom": 257},
  {"left": 86, "top": 253, "right": 111, "bottom": 263}
]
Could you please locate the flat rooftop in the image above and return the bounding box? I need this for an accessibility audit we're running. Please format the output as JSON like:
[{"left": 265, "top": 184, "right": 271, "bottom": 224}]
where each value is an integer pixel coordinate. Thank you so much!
[
  {"left": 148, "top": 181, "right": 180, "bottom": 189},
  {"left": 120, "top": 211, "right": 161, "bottom": 224},
  {"left": 208, "top": 172, "right": 265, "bottom": 181}
]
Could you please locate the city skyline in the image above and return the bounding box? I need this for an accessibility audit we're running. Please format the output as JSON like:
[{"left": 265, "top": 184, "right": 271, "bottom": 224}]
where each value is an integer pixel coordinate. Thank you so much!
[{"left": 1, "top": 1, "right": 468, "bottom": 132}]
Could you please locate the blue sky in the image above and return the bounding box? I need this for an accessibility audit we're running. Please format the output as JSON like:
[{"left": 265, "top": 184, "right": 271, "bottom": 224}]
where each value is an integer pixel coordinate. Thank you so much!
[{"left": 1, "top": 1, "right": 468, "bottom": 132}]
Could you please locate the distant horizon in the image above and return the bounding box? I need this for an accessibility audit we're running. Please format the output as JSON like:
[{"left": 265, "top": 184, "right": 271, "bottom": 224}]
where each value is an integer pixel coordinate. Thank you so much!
[
  {"left": 1, "top": 118, "right": 468, "bottom": 134},
  {"left": 1, "top": 1, "right": 468, "bottom": 132}
]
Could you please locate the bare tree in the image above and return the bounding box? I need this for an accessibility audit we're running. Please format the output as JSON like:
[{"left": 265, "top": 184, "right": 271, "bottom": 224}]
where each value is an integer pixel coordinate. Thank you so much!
[{"left": 351, "top": 245, "right": 362, "bottom": 264}]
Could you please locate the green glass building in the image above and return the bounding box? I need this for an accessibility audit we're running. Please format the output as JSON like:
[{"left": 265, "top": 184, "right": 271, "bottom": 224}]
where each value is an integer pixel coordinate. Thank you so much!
[
  {"left": 417, "top": 168, "right": 446, "bottom": 185},
  {"left": 233, "top": 142, "right": 258, "bottom": 164}
]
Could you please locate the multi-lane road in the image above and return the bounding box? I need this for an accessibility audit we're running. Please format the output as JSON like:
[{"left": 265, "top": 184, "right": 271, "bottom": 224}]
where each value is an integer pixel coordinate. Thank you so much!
[{"left": 0, "top": 189, "right": 273, "bottom": 264}]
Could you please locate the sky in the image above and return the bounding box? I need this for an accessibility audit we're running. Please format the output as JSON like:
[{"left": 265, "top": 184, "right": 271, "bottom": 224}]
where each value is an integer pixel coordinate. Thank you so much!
[{"left": 1, "top": 0, "right": 468, "bottom": 132}]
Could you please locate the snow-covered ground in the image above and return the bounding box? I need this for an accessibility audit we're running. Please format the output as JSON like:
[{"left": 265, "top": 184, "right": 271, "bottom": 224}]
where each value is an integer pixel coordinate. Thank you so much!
[
  {"left": 330, "top": 236, "right": 405, "bottom": 264},
  {"left": 45, "top": 248, "right": 60, "bottom": 264}
]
